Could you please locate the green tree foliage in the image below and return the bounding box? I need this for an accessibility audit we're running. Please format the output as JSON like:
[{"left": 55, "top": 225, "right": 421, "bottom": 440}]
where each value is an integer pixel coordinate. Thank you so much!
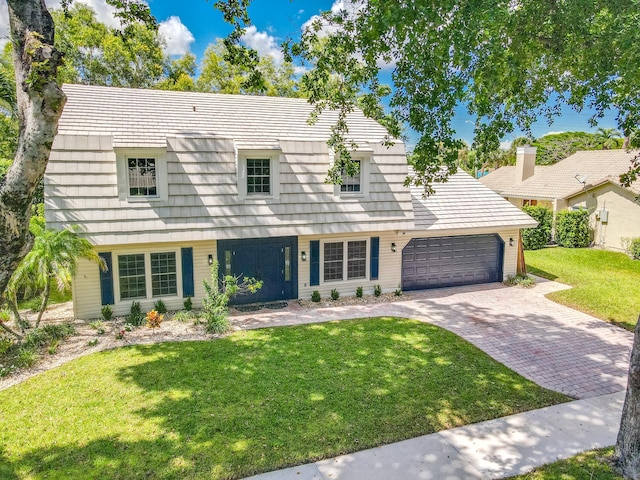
[
  {"left": 279, "top": 1, "right": 640, "bottom": 193},
  {"left": 531, "top": 131, "right": 624, "bottom": 165},
  {"left": 202, "top": 260, "right": 263, "bottom": 334},
  {"left": 521, "top": 206, "right": 553, "bottom": 250},
  {"left": 155, "top": 53, "right": 197, "bottom": 91},
  {"left": 555, "top": 210, "right": 591, "bottom": 248},
  {"left": 196, "top": 39, "right": 301, "bottom": 97},
  {"left": 0, "top": 46, "right": 17, "bottom": 166},
  {"left": 52, "top": 3, "right": 165, "bottom": 88},
  {"left": 6, "top": 216, "right": 105, "bottom": 330}
]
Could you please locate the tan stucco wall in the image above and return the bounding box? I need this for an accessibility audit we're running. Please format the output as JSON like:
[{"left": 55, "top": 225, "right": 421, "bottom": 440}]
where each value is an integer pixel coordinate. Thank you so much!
[{"left": 568, "top": 183, "right": 640, "bottom": 251}]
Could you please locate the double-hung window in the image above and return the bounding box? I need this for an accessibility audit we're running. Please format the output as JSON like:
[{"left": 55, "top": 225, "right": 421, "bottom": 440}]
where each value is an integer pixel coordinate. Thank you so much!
[
  {"left": 150, "top": 252, "right": 178, "bottom": 296},
  {"left": 236, "top": 148, "right": 281, "bottom": 200},
  {"left": 118, "top": 254, "right": 147, "bottom": 300},
  {"left": 323, "top": 240, "right": 368, "bottom": 282},
  {"left": 128, "top": 158, "right": 157, "bottom": 197},
  {"left": 117, "top": 251, "right": 178, "bottom": 300},
  {"left": 246, "top": 158, "right": 271, "bottom": 195},
  {"left": 116, "top": 149, "right": 167, "bottom": 202},
  {"left": 340, "top": 160, "right": 361, "bottom": 192}
]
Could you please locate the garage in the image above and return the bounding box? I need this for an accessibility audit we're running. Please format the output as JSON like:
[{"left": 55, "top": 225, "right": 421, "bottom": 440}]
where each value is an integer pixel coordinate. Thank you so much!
[{"left": 401, "top": 234, "right": 504, "bottom": 291}]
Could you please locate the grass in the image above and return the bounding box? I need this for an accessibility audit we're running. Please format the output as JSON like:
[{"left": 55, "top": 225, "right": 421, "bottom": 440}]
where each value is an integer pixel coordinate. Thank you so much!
[
  {"left": 525, "top": 247, "right": 640, "bottom": 330},
  {"left": 509, "top": 447, "right": 622, "bottom": 479},
  {"left": 0, "top": 317, "right": 569, "bottom": 480}
]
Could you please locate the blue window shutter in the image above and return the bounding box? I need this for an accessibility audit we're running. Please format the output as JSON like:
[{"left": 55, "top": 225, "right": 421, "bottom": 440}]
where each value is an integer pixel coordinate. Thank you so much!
[
  {"left": 181, "top": 247, "right": 194, "bottom": 298},
  {"left": 310, "top": 240, "right": 320, "bottom": 286},
  {"left": 98, "top": 252, "right": 114, "bottom": 305},
  {"left": 370, "top": 237, "right": 380, "bottom": 280}
]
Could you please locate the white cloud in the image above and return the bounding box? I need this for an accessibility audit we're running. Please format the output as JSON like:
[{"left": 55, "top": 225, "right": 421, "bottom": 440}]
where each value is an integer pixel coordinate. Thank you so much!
[
  {"left": 240, "top": 25, "right": 284, "bottom": 65},
  {"left": 159, "top": 16, "right": 194, "bottom": 55},
  {"left": 542, "top": 130, "right": 566, "bottom": 137},
  {"left": 500, "top": 140, "right": 513, "bottom": 150}
]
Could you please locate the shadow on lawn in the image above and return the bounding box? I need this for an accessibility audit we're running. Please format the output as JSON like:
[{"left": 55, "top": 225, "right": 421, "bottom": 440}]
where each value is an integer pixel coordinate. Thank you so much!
[{"left": 1, "top": 317, "right": 567, "bottom": 480}]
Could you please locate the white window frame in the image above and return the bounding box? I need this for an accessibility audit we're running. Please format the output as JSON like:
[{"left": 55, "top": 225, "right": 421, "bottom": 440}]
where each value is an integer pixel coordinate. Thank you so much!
[
  {"left": 114, "top": 248, "right": 182, "bottom": 303},
  {"left": 237, "top": 148, "right": 281, "bottom": 201},
  {"left": 115, "top": 148, "right": 168, "bottom": 202},
  {"left": 321, "top": 238, "right": 370, "bottom": 284},
  {"left": 332, "top": 154, "right": 371, "bottom": 198}
]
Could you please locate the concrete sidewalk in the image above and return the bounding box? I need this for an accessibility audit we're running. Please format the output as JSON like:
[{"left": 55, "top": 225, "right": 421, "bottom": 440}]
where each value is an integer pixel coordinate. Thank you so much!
[{"left": 246, "top": 391, "right": 625, "bottom": 480}]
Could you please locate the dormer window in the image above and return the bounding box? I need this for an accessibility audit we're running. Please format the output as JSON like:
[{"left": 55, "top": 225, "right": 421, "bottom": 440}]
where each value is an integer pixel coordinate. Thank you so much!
[
  {"left": 247, "top": 158, "right": 271, "bottom": 195},
  {"left": 340, "top": 160, "right": 361, "bottom": 193},
  {"left": 128, "top": 158, "right": 157, "bottom": 197}
]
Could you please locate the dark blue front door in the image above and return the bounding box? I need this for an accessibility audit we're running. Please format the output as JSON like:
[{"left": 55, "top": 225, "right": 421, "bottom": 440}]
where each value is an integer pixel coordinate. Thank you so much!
[{"left": 217, "top": 237, "right": 297, "bottom": 305}]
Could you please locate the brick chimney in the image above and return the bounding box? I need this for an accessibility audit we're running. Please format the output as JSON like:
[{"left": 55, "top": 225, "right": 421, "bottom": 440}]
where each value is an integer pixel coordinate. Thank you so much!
[{"left": 515, "top": 146, "right": 537, "bottom": 182}]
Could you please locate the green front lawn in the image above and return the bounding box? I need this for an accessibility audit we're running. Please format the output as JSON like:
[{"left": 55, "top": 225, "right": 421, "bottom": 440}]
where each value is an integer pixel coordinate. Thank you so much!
[
  {"left": 525, "top": 248, "right": 640, "bottom": 330},
  {"left": 509, "top": 448, "right": 621, "bottom": 479},
  {"left": 0, "top": 317, "right": 568, "bottom": 480}
]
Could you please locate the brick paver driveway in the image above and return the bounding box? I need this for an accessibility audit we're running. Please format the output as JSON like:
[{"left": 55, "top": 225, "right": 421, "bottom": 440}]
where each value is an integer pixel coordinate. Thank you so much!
[{"left": 232, "top": 278, "right": 633, "bottom": 399}]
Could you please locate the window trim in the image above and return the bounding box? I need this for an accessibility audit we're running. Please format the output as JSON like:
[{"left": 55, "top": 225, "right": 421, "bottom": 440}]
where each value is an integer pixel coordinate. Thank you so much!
[
  {"left": 321, "top": 238, "right": 370, "bottom": 284},
  {"left": 237, "top": 148, "right": 282, "bottom": 201},
  {"left": 333, "top": 154, "right": 371, "bottom": 198},
  {"left": 115, "top": 148, "right": 168, "bottom": 202},
  {"left": 114, "top": 248, "right": 182, "bottom": 303}
]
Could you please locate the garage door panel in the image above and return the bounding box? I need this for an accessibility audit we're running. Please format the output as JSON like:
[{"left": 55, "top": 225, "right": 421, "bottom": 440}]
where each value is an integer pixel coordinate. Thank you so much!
[{"left": 402, "top": 234, "right": 504, "bottom": 291}]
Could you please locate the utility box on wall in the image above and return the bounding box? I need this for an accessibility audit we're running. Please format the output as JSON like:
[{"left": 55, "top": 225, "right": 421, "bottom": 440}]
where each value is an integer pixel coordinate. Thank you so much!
[{"left": 600, "top": 209, "right": 609, "bottom": 223}]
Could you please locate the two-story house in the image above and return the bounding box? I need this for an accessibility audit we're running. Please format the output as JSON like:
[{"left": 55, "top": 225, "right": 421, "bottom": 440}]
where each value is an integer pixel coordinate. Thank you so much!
[{"left": 45, "top": 85, "right": 535, "bottom": 319}]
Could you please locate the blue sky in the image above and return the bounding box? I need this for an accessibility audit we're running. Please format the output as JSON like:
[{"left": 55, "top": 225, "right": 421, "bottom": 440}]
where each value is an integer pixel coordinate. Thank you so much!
[{"left": 0, "top": 0, "right": 622, "bottom": 147}]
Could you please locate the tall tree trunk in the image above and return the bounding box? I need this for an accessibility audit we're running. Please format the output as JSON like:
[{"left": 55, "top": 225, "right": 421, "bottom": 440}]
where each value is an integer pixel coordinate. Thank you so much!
[
  {"left": 0, "top": 1, "right": 65, "bottom": 296},
  {"left": 615, "top": 314, "right": 640, "bottom": 478},
  {"left": 35, "top": 280, "right": 50, "bottom": 328},
  {"left": 8, "top": 292, "right": 22, "bottom": 328}
]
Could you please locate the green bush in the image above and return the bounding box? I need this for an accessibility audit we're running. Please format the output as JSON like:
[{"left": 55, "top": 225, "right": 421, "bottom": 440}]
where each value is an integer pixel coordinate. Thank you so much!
[
  {"left": 172, "top": 310, "right": 195, "bottom": 323},
  {"left": 521, "top": 206, "right": 552, "bottom": 250},
  {"left": 311, "top": 290, "right": 321, "bottom": 302},
  {"left": 374, "top": 285, "right": 382, "bottom": 297},
  {"left": 183, "top": 296, "right": 193, "bottom": 311},
  {"left": 394, "top": 285, "right": 403, "bottom": 296},
  {"left": 153, "top": 299, "right": 167, "bottom": 314},
  {"left": 0, "top": 336, "right": 13, "bottom": 356},
  {"left": 505, "top": 274, "right": 536, "bottom": 288},
  {"left": 330, "top": 289, "right": 340, "bottom": 301},
  {"left": 355, "top": 286, "right": 363, "bottom": 298},
  {"left": 101, "top": 305, "right": 113, "bottom": 321},
  {"left": 23, "top": 324, "right": 75, "bottom": 349},
  {"left": 127, "top": 301, "right": 145, "bottom": 327},
  {"left": 630, "top": 238, "right": 640, "bottom": 260},
  {"left": 555, "top": 209, "right": 591, "bottom": 248},
  {"left": 16, "top": 348, "right": 38, "bottom": 368}
]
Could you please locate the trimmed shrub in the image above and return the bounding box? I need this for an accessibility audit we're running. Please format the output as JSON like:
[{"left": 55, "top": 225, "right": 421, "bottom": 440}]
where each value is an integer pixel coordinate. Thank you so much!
[
  {"left": 153, "top": 299, "right": 167, "bottom": 314},
  {"left": 521, "top": 206, "right": 552, "bottom": 250},
  {"left": 630, "top": 238, "right": 640, "bottom": 260},
  {"left": 101, "top": 305, "right": 113, "bottom": 321},
  {"left": 374, "top": 285, "right": 382, "bottom": 297},
  {"left": 311, "top": 290, "right": 321, "bottom": 302},
  {"left": 183, "top": 296, "right": 193, "bottom": 311},
  {"left": 127, "top": 301, "right": 145, "bottom": 327},
  {"left": 355, "top": 286, "right": 363, "bottom": 298},
  {"left": 555, "top": 209, "right": 590, "bottom": 248},
  {"left": 330, "top": 289, "right": 340, "bottom": 301}
]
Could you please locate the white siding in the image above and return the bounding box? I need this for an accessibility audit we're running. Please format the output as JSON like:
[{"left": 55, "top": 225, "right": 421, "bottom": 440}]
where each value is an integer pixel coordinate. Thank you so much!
[
  {"left": 298, "top": 231, "right": 405, "bottom": 301},
  {"left": 74, "top": 240, "right": 215, "bottom": 319}
]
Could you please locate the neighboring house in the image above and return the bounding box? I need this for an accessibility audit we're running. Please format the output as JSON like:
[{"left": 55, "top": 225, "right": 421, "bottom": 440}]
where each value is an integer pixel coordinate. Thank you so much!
[
  {"left": 46, "top": 84, "right": 535, "bottom": 319},
  {"left": 480, "top": 147, "right": 640, "bottom": 251}
]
